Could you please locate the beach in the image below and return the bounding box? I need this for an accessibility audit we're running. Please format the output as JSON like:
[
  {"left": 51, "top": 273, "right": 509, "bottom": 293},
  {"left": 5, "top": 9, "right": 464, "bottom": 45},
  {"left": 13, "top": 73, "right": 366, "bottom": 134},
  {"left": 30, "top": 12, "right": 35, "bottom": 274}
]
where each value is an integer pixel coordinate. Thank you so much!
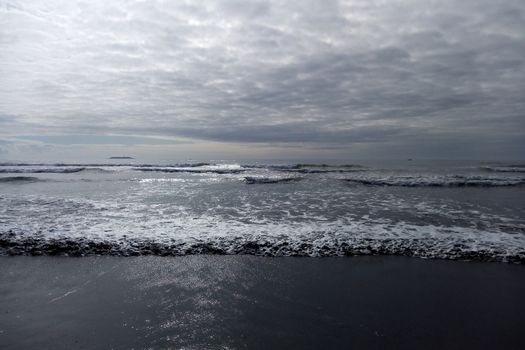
[
  {"left": 1, "top": 255, "right": 524, "bottom": 349},
  {"left": 2, "top": 0, "right": 524, "bottom": 347}
]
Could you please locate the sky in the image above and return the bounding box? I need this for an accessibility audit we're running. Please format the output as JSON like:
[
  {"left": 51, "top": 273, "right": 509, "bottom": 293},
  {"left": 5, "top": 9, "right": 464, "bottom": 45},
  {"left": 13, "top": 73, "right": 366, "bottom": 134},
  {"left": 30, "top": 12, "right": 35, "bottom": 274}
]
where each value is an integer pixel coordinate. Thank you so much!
[{"left": 0, "top": 0, "right": 524, "bottom": 161}]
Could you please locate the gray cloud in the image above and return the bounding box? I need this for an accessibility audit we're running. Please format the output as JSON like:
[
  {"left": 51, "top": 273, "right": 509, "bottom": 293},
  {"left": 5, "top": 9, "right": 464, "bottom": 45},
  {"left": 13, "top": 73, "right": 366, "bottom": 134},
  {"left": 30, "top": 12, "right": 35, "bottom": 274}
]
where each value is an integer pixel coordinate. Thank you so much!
[
  {"left": 0, "top": 0, "right": 524, "bottom": 159},
  {"left": 17, "top": 134, "right": 189, "bottom": 145}
]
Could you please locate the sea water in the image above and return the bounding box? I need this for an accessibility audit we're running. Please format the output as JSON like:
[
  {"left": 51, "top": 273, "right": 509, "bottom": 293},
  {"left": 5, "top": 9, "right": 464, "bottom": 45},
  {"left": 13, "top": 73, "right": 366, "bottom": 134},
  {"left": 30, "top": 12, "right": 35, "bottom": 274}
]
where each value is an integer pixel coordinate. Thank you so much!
[{"left": 0, "top": 160, "right": 524, "bottom": 262}]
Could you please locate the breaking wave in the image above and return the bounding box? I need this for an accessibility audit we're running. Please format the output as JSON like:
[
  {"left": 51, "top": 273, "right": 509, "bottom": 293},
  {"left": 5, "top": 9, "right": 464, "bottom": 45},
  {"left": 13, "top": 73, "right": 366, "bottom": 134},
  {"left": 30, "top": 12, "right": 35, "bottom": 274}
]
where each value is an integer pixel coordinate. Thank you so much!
[
  {"left": 0, "top": 162, "right": 367, "bottom": 174},
  {"left": 244, "top": 176, "right": 302, "bottom": 184},
  {"left": 1, "top": 160, "right": 524, "bottom": 264},
  {"left": 266, "top": 164, "right": 364, "bottom": 172},
  {"left": 1, "top": 221, "right": 524, "bottom": 263},
  {"left": 481, "top": 166, "right": 525, "bottom": 173},
  {"left": 345, "top": 175, "right": 525, "bottom": 187}
]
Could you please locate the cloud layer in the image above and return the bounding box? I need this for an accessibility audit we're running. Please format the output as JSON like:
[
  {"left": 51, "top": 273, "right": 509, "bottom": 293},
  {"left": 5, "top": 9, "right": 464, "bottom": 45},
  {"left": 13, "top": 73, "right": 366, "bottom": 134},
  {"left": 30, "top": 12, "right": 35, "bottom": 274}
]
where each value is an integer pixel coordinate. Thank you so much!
[{"left": 1, "top": 0, "right": 524, "bottom": 159}]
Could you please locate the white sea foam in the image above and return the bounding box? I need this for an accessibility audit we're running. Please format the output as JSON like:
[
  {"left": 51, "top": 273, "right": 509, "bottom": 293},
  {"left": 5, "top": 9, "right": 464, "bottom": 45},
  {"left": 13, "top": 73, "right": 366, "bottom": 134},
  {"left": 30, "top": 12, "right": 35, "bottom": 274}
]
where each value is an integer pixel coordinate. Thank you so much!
[
  {"left": 134, "top": 166, "right": 245, "bottom": 174},
  {"left": 1, "top": 161, "right": 524, "bottom": 262},
  {"left": 1, "top": 195, "right": 524, "bottom": 262}
]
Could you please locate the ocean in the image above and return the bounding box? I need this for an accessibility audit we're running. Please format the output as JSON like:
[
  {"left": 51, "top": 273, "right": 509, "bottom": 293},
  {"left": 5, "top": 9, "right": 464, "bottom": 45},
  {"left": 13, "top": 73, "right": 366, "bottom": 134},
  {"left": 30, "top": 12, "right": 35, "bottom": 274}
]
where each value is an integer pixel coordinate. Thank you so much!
[{"left": 1, "top": 159, "right": 524, "bottom": 262}]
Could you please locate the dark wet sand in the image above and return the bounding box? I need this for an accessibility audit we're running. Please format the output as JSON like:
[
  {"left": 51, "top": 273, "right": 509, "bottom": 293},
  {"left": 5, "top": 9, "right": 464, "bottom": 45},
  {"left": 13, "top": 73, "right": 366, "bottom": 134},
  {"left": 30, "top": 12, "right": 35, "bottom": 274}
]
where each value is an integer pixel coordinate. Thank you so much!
[{"left": 1, "top": 256, "right": 524, "bottom": 349}]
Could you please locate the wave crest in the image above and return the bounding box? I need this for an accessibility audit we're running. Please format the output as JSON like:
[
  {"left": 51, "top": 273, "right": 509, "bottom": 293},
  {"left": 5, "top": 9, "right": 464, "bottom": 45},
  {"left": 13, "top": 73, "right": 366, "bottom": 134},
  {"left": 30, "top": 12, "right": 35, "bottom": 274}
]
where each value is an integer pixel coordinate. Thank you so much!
[
  {"left": 1, "top": 229, "right": 523, "bottom": 263},
  {"left": 0, "top": 176, "right": 43, "bottom": 183},
  {"left": 244, "top": 176, "right": 302, "bottom": 184},
  {"left": 345, "top": 175, "right": 525, "bottom": 187},
  {"left": 481, "top": 166, "right": 525, "bottom": 173}
]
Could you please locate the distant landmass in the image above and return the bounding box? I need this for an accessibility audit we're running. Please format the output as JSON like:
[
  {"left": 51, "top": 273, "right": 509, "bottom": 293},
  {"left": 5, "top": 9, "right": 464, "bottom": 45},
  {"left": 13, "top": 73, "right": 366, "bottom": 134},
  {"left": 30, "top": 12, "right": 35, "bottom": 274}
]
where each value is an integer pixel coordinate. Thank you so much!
[{"left": 109, "top": 156, "right": 134, "bottom": 159}]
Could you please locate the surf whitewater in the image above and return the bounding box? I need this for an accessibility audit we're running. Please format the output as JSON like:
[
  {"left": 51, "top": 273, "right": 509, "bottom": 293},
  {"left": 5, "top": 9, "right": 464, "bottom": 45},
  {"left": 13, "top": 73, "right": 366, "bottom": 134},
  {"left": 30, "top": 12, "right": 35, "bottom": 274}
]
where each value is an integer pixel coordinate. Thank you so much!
[{"left": 0, "top": 160, "right": 524, "bottom": 262}]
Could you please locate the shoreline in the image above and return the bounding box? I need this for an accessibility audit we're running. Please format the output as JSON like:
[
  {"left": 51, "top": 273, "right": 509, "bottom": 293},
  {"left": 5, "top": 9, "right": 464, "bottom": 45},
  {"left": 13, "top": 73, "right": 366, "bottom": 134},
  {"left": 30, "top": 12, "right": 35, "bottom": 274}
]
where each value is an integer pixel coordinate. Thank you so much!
[{"left": 1, "top": 255, "right": 525, "bottom": 349}]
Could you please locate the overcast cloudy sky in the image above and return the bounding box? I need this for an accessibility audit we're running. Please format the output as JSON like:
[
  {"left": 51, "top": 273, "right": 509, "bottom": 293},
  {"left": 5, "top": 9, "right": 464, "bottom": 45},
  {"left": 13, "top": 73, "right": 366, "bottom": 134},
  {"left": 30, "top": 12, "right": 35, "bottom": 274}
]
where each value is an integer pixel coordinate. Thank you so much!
[{"left": 1, "top": 0, "right": 524, "bottom": 161}]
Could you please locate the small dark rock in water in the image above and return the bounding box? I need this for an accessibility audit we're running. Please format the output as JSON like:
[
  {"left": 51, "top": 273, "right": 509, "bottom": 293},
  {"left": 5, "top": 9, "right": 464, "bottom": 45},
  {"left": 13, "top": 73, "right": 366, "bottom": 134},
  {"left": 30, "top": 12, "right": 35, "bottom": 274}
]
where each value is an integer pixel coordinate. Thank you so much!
[{"left": 109, "top": 156, "right": 134, "bottom": 159}]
